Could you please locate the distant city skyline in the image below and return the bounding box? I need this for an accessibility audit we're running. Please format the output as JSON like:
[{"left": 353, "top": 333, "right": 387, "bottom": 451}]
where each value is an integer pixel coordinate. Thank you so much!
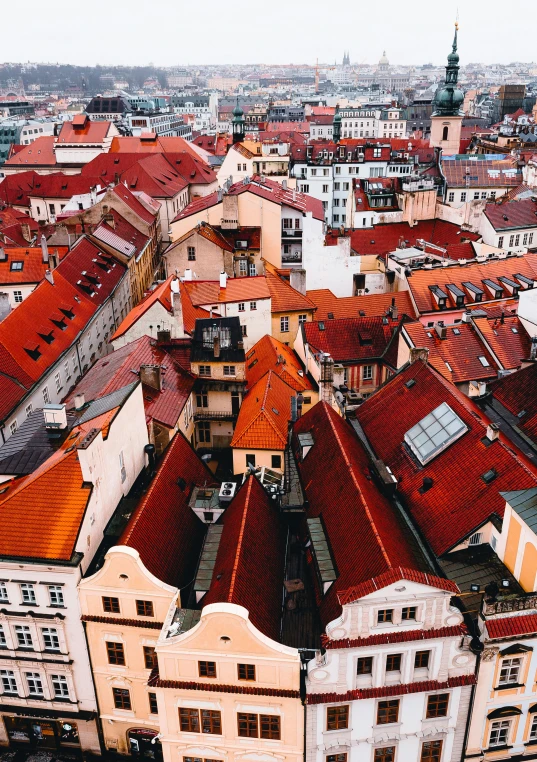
[{"left": 2, "top": 0, "right": 536, "bottom": 68}]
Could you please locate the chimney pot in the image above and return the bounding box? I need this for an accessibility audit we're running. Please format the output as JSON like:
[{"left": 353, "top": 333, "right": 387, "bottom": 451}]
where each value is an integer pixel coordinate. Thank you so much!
[
  {"left": 74, "top": 393, "right": 85, "bottom": 410},
  {"left": 486, "top": 423, "right": 500, "bottom": 442},
  {"left": 40, "top": 235, "right": 49, "bottom": 264},
  {"left": 140, "top": 364, "right": 162, "bottom": 392},
  {"left": 220, "top": 271, "right": 227, "bottom": 289}
]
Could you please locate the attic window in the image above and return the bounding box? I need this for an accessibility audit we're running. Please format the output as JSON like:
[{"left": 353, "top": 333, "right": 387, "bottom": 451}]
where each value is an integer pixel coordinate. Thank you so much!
[
  {"left": 404, "top": 402, "right": 467, "bottom": 465},
  {"left": 60, "top": 308, "right": 75, "bottom": 320},
  {"left": 359, "top": 310, "right": 366, "bottom": 317},
  {"left": 327, "top": 312, "right": 334, "bottom": 320},
  {"left": 248, "top": 359, "right": 258, "bottom": 369},
  {"left": 478, "top": 356, "right": 491, "bottom": 367},
  {"left": 405, "top": 379, "right": 416, "bottom": 389},
  {"left": 24, "top": 346, "right": 41, "bottom": 361},
  {"left": 453, "top": 328, "right": 461, "bottom": 335},
  {"left": 318, "top": 322, "right": 325, "bottom": 330},
  {"left": 272, "top": 407, "right": 279, "bottom": 415},
  {"left": 10, "top": 261, "right": 23, "bottom": 271},
  {"left": 482, "top": 467, "right": 498, "bottom": 484},
  {"left": 38, "top": 331, "right": 55, "bottom": 345},
  {"left": 511, "top": 327, "right": 518, "bottom": 334}
]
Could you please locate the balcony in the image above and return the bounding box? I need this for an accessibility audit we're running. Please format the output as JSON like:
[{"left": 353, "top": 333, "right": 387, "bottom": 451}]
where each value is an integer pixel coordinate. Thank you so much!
[
  {"left": 282, "top": 252, "right": 303, "bottom": 265},
  {"left": 281, "top": 229, "right": 302, "bottom": 239},
  {"left": 194, "top": 410, "right": 238, "bottom": 421},
  {"left": 483, "top": 592, "right": 537, "bottom": 616}
]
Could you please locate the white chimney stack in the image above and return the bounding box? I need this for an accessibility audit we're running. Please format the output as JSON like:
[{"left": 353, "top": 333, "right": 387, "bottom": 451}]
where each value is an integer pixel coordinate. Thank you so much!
[
  {"left": 220, "top": 271, "right": 227, "bottom": 289},
  {"left": 183, "top": 268, "right": 193, "bottom": 281},
  {"left": 74, "top": 393, "right": 85, "bottom": 411},
  {"left": 40, "top": 234, "right": 49, "bottom": 264},
  {"left": 486, "top": 423, "right": 500, "bottom": 442}
]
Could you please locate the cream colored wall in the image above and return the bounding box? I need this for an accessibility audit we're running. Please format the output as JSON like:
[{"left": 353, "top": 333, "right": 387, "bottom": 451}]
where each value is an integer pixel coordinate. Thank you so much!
[
  {"left": 271, "top": 311, "right": 314, "bottom": 347},
  {"left": 78, "top": 547, "right": 178, "bottom": 754},
  {"left": 191, "top": 361, "right": 246, "bottom": 382},
  {"left": 232, "top": 447, "right": 284, "bottom": 475},
  {"left": 498, "top": 502, "right": 537, "bottom": 592},
  {"left": 155, "top": 604, "right": 302, "bottom": 762},
  {"left": 165, "top": 233, "right": 227, "bottom": 280}
]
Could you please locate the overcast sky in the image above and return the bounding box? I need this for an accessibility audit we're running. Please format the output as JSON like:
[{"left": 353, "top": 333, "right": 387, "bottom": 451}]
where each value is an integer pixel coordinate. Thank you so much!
[{"left": 3, "top": 0, "right": 535, "bottom": 68}]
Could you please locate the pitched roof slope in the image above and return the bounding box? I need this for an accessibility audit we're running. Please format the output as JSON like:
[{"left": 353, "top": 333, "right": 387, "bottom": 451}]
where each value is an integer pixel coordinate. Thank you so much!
[
  {"left": 357, "top": 361, "right": 537, "bottom": 556},
  {"left": 303, "top": 315, "right": 400, "bottom": 363},
  {"left": 120, "top": 431, "right": 215, "bottom": 588},
  {"left": 202, "top": 475, "right": 285, "bottom": 641},
  {"left": 231, "top": 371, "right": 294, "bottom": 451},
  {"left": 473, "top": 315, "right": 531, "bottom": 370},
  {"left": 491, "top": 363, "right": 537, "bottom": 443},
  {"left": 182, "top": 276, "right": 271, "bottom": 306},
  {"left": 246, "top": 335, "right": 313, "bottom": 392},
  {"left": 293, "top": 402, "right": 433, "bottom": 627},
  {"left": 266, "top": 273, "right": 316, "bottom": 313},
  {"left": 307, "top": 289, "right": 418, "bottom": 320}
]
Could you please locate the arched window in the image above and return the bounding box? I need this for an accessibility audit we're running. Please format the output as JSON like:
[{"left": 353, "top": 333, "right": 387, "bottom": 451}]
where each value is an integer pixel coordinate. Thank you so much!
[{"left": 442, "top": 126, "right": 449, "bottom": 141}]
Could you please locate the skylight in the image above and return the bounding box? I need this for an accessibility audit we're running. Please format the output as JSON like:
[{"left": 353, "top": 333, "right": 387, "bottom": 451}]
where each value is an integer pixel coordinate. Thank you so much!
[
  {"left": 404, "top": 402, "right": 467, "bottom": 465},
  {"left": 478, "top": 356, "right": 491, "bottom": 367}
]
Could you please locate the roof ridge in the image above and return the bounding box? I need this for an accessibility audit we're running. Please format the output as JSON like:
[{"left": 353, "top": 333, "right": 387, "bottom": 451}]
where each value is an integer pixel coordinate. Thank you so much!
[{"left": 228, "top": 477, "right": 253, "bottom": 601}]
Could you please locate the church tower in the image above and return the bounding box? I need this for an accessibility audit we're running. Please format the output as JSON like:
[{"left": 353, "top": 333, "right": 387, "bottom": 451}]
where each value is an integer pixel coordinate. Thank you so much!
[
  {"left": 430, "top": 23, "right": 464, "bottom": 154},
  {"left": 231, "top": 98, "right": 245, "bottom": 145}
]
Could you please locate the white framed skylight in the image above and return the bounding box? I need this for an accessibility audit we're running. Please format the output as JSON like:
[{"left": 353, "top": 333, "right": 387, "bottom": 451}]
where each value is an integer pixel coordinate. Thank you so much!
[{"left": 404, "top": 402, "right": 468, "bottom": 465}]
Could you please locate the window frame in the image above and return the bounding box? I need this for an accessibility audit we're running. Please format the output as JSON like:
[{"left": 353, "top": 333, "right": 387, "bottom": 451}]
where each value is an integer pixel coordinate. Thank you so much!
[
  {"left": 376, "top": 699, "right": 399, "bottom": 725},
  {"left": 377, "top": 608, "right": 393, "bottom": 624},
  {"left": 326, "top": 705, "right": 349, "bottom": 731},
  {"left": 106, "top": 641, "right": 126, "bottom": 666},
  {"left": 113, "top": 687, "right": 132, "bottom": 710},
  {"left": 198, "top": 660, "right": 217, "bottom": 678},
  {"left": 102, "top": 596, "right": 120, "bottom": 614},
  {"left": 426, "top": 693, "right": 449, "bottom": 719},
  {"left": 238, "top": 663, "right": 256, "bottom": 681},
  {"left": 136, "top": 599, "right": 154, "bottom": 617}
]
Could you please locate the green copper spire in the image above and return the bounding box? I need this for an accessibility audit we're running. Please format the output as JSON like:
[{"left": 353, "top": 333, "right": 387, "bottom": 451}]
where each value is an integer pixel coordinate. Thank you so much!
[{"left": 432, "top": 22, "right": 464, "bottom": 117}]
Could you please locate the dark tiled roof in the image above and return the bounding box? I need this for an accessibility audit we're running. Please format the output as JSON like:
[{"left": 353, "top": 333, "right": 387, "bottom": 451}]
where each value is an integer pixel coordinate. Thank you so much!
[
  {"left": 303, "top": 316, "right": 400, "bottom": 364},
  {"left": 485, "top": 197, "right": 537, "bottom": 231},
  {"left": 491, "top": 363, "right": 537, "bottom": 443},
  {"left": 149, "top": 674, "right": 299, "bottom": 698},
  {"left": 81, "top": 615, "right": 163, "bottom": 629}
]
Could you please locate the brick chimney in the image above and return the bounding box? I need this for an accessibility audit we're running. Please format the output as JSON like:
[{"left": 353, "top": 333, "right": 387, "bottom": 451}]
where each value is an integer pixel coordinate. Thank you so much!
[
  {"left": 21, "top": 222, "right": 32, "bottom": 243},
  {"left": 41, "top": 234, "right": 49, "bottom": 264},
  {"left": 140, "top": 364, "right": 162, "bottom": 392}
]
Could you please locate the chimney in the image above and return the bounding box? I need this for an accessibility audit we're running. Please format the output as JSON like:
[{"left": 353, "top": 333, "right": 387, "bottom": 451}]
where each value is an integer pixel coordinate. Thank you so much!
[
  {"left": 74, "top": 393, "right": 85, "bottom": 410},
  {"left": 49, "top": 249, "right": 59, "bottom": 270},
  {"left": 44, "top": 269, "right": 54, "bottom": 285},
  {"left": 184, "top": 268, "right": 193, "bottom": 281},
  {"left": 213, "top": 334, "right": 221, "bottom": 358},
  {"left": 434, "top": 324, "right": 447, "bottom": 340},
  {"left": 389, "top": 299, "right": 399, "bottom": 320},
  {"left": 0, "top": 293, "right": 10, "bottom": 320},
  {"left": 0, "top": 247, "right": 6, "bottom": 262},
  {"left": 461, "top": 309, "right": 473, "bottom": 324},
  {"left": 409, "top": 347, "right": 429, "bottom": 364},
  {"left": 21, "top": 222, "right": 32, "bottom": 243},
  {"left": 282, "top": 179, "right": 288, "bottom": 190},
  {"left": 40, "top": 234, "right": 49, "bottom": 264},
  {"left": 140, "top": 364, "right": 162, "bottom": 392},
  {"left": 43, "top": 403, "right": 68, "bottom": 437},
  {"left": 217, "top": 187, "right": 223, "bottom": 203},
  {"left": 319, "top": 353, "right": 334, "bottom": 404},
  {"left": 220, "top": 271, "right": 227, "bottom": 289},
  {"left": 289, "top": 268, "right": 307, "bottom": 295},
  {"left": 486, "top": 423, "right": 500, "bottom": 442}
]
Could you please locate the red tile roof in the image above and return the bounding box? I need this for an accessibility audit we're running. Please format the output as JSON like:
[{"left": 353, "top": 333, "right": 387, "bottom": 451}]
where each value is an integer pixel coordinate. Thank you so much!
[
  {"left": 56, "top": 118, "right": 113, "bottom": 144},
  {"left": 27, "top": 173, "right": 103, "bottom": 199},
  {"left": 120, "top": 431, "right": 215, "bottom": 588},
  {"left": 246, "top": 335, "right": 313, "bottom": 393},
  {"left": 293, "top": 402, "right": 428, "bottom": 627},
  {"left": 110, "top": 135, "right": 207, "bottom": 162},
  {"left": 0, "top": 246, "right": 67, "bottom": 286},
  {"left": 82, "top": 615, "right": 163, "bottom": 629},
  {"left": 486, "top": 614, "right": 537, "bottom": 640},
  {"left": 307, "top": 674, "right": 476, "bottom": 704},
  {"left": 306, "top": 289, "right": 417, "bottom": 320},
  {"left": 149, "top": 674, "right": 299, "bottom": 698},
  {"left": 183, "top": 276, "right": 271, "bottom": 306},
  {"left": 473, "top": 315, "right": 531, "bottom": 370},
  {"left": 406, "top": 254, "right": 537, "bottom": 314},
  {"left": 356, "top": 361, "right": 537, "bottom": 556},
  {"left": 231, "top": 370, "right": 294, "bottom": 451},
  {"left": 441, "top": 156, "right": 522, "bottom": 188},
  {"left": 325, "top": 220, "right": 480, "bottom": 257},
  {"left": 0, "top": 170, "right": 39, "bottom": 207},
  {"left": 3, "top": 137, "right": 57, "bottom": 168},
  {"left": 492, "top": 363, "right": 537, "bottom": 443},
  {"left": 339, "top": 567, "right": 459, "bottom": 606},
  {"left": 65, "top": 335, "right": 194, "bottom": 429},
  {"left": 111, "top": 184, "right": 159, "bottom": 225},
  {"left": 303, "top": 315, "right": 400, "bottom": 364},
  {"left": 174, "top": 175, "right": 324, "bottom": 223},
  {"left": 403, "top": 321, "right": 498, "bottom": 384},
  {"left": 323, "top": 624, "right": 467, "bottom": 649},
  {"left": 484, "top": 197, "right": 537, "bottom": 231},
  {"left": 202, "top": 475, "right": 285, "bottom": 641},
  {"left": 266, "top": 274, "right": 316, "bottom": 313}
]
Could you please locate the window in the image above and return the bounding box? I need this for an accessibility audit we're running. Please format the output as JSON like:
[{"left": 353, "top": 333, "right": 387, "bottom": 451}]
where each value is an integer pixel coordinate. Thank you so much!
[
  {"left": 20, "top": 583, "right": 36, "bottom": 604},
  {"left": 374, "top": 749, "right": 395, "bottom": 762},
  {"left": 271, "top": 454, "right": 282, "bottom": 469},
  {"left": 415, "top": 650, "right": 430, "bottom": 669},
  {"left": 298, "top": 314, "right": 307, "bottom": 324},
  {"left": 250, "top": 301, "right": 257, "bottom": 310},
  {"left": 199, "top": 661, "right": 216, "bottom": 678},
  {"left": 377, "top": 700, "right": 399, "bottom": 725},
  {"left": 509, "top": 235, "right": 515, "bottom": 247},
  {"left": 239, "top": 259, "right": 247, "bottom": 275},
  {"left": 260, "top": 715, "right": 281, "bottom": 740},
  {"left": 238, "top": 302, "right": 245, "bottom": 312},
  {"left": 197, "top": 421, "right": 211, "bottom": 443},
  {"left": 113, "top": 687, "right": 131, "bottom": 710},
  {"left": 283, "top": 218, "right": 293, "bottom": 229},
  {"left": 386, "top": 654, "right": 401, "bottom": 672},
  {"left": 530, "top": 714, "right": 537, "bottom": 740},
  {"left": 489, "top": 719, "right": 511, "bottom": 747},
  {"left": 246, "top": 453, "right": 256, "bottom": 467},
  {"left": 404, "top": 402, "right": 466, "bottom": 465},
  {"left": 43, "top": 386, "right": 50, "bottom": 404},
  {"left": 280, "top": 316, "right": 289, "bottom": 333},
  {"left": 426, "top": 693, "right": 449, "bottom": 718},
  {"left": 15, "top": 625, "right": 33, "bottom": 648},
  {"left": 199, "top": 365, "right": 211, "bottom": 377},
  {"left": 357, "top": 656, "right": 373, "bottom": 675},
  {"left": 49, "top": 203, "right": 55, "bottom": 215},
  {"left": 402, "top": 606, "right": 417, "bottom": 621},
  {"left": 335, "top": 166, "right": 341, "bottom": 175},
  {"left": 448, "top": 192, "right": 455, "bottom": 202},
  {"left": 515, "top": 234, "right": 520, "bottom": 246},
  {"left": 26, "top": 672, "right": 44, "bottom": 696},
  {"left": 420, "top": 741, "right": 443, "bottom": 761},
  {"left": 327, "top": 755, "right": 347, "bottom": 762},
  {"left": 301, "top": 184, "right": 310, "bottom": 193},
  {"left": 498, "top": 236, "right": 504, "bottom": 249},
  {"left": 474, "top": 192, "right": 480, "bottom": 200},
  {"left": 187, "top": 246, "right": 196, "bottom": 261},
  {"left": 238, "top": 712, "right": 258, "bottom": 737},
  {"left": 9, "top": 421, "right": 17, "bottom": 435},
  {"left": 481, "top": 192, "right": 487, "bottom": 199},
  {"left": 377, "top": 609, "right": 393, "bottom": 624},
  {"left": 524, "top": 233, "right": 529, "bottom": 246},
  {"left": 54, "top": 372, "right": 61, "bottom": 392},
  {"left": 197, "top": 392, "right": 208, "bottom": 408},
  {"left": 326, "top": 705, "right": 349, "bottom": 730},
  {"left": 333, "top": 198, "right": 340, "bottom": 207},
  {"left": 461, "top": 192, "right": 467, "bottom": 202},
  {"left": 13, "top": 290, "right": 22, "bottom": 303},
  {"left": 1, "top": 670, "right": 17, "bottom": 694},
  {"left": 10, "top": 261, "right": 23, "bottom": 271},
  {"left": 499, "top": 657, "right": 521, "bottom": 685},
  {"left": 238, "top": 663, "right": 255, "bottom": 681},
  {"left": 201, "top": 710, "right": 221, "bottom": 734},
  {"left": 107, "top": 641, "right": 126, "bottom": 666},
  {"left": 334, "top": 182, "right": 341, "bottom": 191},
  {"left": 148, "top": 692, "right": 158, "bottom": 714},
  {"left": 322, "top": 184, "right": 329, "bottom": 193},
  {"left": 144, "top": 646, "right": 157, "bottom": 670},
  {"left": 362, "top": 365, "right": 373, "bottom": 381},
  {"left": 136, "top": 600, "right": 154, "bottom": 617},
  {"left": 0, "top": 626, "right": 5, "bottom": 648},
  {"left": 48, "top": 585, "right": 64, "bottom": 606},
  {"left": 223, "top": 365, "right": 236, "bottom": 377},
  {"left": 0, "top": 583, "right": 7, "bottom": 603},
  {"left": 241, "top": 325, "right": 247, "bottom": 337},
  {"left": 333, "top": 214, "right": 339, "bottom": 223},
  {"left": 102, "top": 596, "right": 120, "bottom": 614},
  {"left": 42, "top": 628, "right": 60, "bottom": 650},
  {"left": 52, "top": 674, "right": 69, "bottom": 698}
]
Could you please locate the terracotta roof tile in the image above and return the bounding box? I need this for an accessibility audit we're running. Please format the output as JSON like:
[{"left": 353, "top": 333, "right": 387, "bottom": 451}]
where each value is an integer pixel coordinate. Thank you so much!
[
  {"left": 473, "top": 315, "right": 531, "bottom": 370},
  {"left": 492, "top": 363, "right": 537, "bottom": 443},
  {"left": 485, "top": 197, "right": 537, "bottom": 231},
  {"left": 303, "top": 316, "right": 400, "bottom": 363},
  {"left": 0, "top": 246, "right": 67, "bottom": 286},
  {"left": 486, "top": 614, "right": 537, "bottom": 639},
  {"left": 231, "top": 371, "right": 294, "bottom": 451},
  {"left": 246, "top": 335, "right": 313, "bottom": 392},
  {"left": 183, "top": 276, "right": 271, "bottom": 306},
  {"left": 307, "top": 674, "right": 476, "bottom": 704},
  {"left": 266, "top": 274, "right": 316, "bottom": 313},
  {"left": 306, "top": 289, "right": 418, "bottom": 320},
  {"left": 57, "top": 118, "right": 112, "bottom": 144},
  {"left": 323, "top": 624, "right": 467, "bottom": 649},
  {"left": 3, "top": 137, "right": 57, "bottom": 168},
  {"left": 442, "top": 156, "right": 522, "bottom": 188}
]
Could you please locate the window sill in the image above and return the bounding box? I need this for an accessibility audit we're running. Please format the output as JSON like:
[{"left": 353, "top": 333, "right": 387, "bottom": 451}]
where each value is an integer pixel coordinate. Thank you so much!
[
  {"left": 48, "top": 604, "right": 66, "bottom": 609},
  {"left": 19, "top": 603, "right": 38, "bottom": 607},
  {"left": 485, "top": 745, "right": 512, "bottom": 752},
  {"left": 494, "top": 683, "right": 525, "bottom": 691}
]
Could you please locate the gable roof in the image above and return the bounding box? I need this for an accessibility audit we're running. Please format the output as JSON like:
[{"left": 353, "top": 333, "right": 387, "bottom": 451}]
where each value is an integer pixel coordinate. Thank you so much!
[
  {"left": 246, "top": 335, "right": 313, "bottom": 392},
  {"left": 303, "top": 315, "right": 401, "bottom": 364},
  {"left": 0, "top": 246, "right": 68, "bottom": 286},
  {"left": 484, "top": 197, "right": 537, "bottom": 231},
  {"left": 491, "top": 363, "right": 537, "bottom": 444},
  {"left": 441, "top": 156, "right": 522, "bottom": 188},
  {"left": 120, "top": 431, "right": 215, "bottom": 588},
  {"left": 356, "top": 361, "right": 537, "bottom": 556},
  {"left": 182, "top": 276, "right": 271, "bottom": 306},
  {"left": 265, "top": 273, "right": 316, "bottom": 313},
  {"left": 202, "top": 475, "right": 285, "bottom": 641},
  {"left": 231, "top": 371, "right": 294, "bottom": 451},
  {"left": 3, "top": 137, "right": 57, "bottom": 168},
  {"left": 293, "top": 402, "right": 435, "bottom": 627},
  {"left": 473, "top": 314, "right": 532, "bottom": 370},
  {"left": 306, "top": 289, "right": 418, "bottom": 320}
]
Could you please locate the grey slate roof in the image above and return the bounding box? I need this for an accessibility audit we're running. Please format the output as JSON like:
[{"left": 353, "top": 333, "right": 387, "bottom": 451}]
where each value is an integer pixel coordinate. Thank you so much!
[
  {"left": 77, "top": 382, "right": 138, "bottom": 425},
  {"left": 501, "top": 488, "right": 537, "bottom": 531}
]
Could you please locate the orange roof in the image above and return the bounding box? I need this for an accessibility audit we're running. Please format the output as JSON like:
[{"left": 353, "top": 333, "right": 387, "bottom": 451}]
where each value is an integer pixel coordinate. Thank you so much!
[
  {"left": 266, "top": 273, "right": 316, "bottom": 313},
  {"left": 109, "top": 135, "right": 206, "bottom": 162},
  {"left": 473, "top": 314, "right": 532, "bottom": 370},
  {"left": 246, "top": 335, "right": 314, "bottom": 392},
  {"left": 56, "top": 118, "right": 112, "bottom": 144},
  {"left": 4, "top": 136, "right": 57, "bottom": 168},
  {"left": 231, "top": 370, "right": 295, "bottom": 451},
  {"left": 0, "top": 246, "right": 67, "bottom": 285},
  {"left": 0, "top": 448, "right": 91, "bottom": 561},
  {"left": 183, "top": 276, "right": 271, "bottom": 306},
  {"left": 307, "top": 289, "right": 418, "bottom": 320}
]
